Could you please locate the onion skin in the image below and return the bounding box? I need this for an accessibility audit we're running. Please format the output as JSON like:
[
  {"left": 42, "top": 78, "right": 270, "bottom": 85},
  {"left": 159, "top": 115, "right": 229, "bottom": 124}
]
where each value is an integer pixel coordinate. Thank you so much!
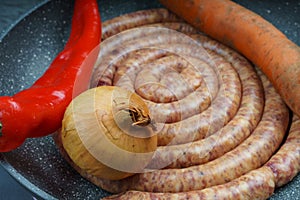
[{"left": 60, "top": 86, "right": 157, "bottom": 180}]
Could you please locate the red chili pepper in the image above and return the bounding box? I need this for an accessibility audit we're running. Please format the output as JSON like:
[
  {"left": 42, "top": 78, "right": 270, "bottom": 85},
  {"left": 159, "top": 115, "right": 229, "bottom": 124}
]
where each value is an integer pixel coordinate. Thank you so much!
[{"left": 0, "top": 0, "right": 102, "bottom": 152}]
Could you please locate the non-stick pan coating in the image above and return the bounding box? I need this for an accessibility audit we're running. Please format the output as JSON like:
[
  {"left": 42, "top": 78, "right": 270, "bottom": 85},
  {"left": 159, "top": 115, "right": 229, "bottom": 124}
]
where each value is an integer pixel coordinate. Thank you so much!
[{"left": 0, "top": 0, "right": 299, "bottom": 199}]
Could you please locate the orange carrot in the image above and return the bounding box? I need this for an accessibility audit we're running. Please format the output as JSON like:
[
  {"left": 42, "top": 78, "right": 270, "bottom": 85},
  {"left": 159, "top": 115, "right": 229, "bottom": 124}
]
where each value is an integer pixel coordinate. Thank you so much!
[{"left": 159, "top": 0, "right": 300, "bottom": 117}]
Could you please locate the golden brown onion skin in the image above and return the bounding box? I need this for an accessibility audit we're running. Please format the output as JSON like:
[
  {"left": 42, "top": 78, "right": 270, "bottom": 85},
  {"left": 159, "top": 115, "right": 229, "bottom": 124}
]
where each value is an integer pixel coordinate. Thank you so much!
[{"left": 60, "top": 86, "right": 157, "bottom": 180}]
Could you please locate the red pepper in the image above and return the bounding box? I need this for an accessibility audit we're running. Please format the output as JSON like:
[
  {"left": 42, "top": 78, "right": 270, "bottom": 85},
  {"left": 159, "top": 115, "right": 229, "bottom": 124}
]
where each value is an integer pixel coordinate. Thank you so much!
[{"left": 0, "top": 0, "right": 102, "bottom": 152}]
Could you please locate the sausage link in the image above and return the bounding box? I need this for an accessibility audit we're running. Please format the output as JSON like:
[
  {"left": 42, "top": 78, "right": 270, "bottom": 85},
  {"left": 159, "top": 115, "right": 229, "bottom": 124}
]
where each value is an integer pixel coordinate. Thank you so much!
[
  {"left": 113, "top": 50, "right": 219, "bottom": 124},
  {"left": 103, "top": 167, "right": 275, "bottom": 200},
  {"left": 92, "top": 26, "right": 207, "bottom": 87},
  {"left": 102, "top": 9, "right": 182, "bottom": 40},
  {"left": 134, "top": 55, "right": 203, "bottom": 103},
  {"left": 265, "top": 115, "right": 300, "bottom": 187},
  {"left": 147, "top": 35, "right": 264, "bottom": 169},
  {"left": 103, "top": 116, "right": 300, "bottom": 199},
  {"left": 54, "top": 128, "right": 276, "bottom": 200},
  {"left": 89, "top": 71, "right": 289, "bottom": 194},
  {"left": 94, "top": 31, "right": 215, "bottom": 125},
  {"left": 144, "top": 22, "right": 199, "bottom": 35},
  {"left": 133, "top": 55, "right": 212, "bottom": 123},
  {"left": 155, "top": 49, "right": 242, "bottom": 145},
  {"left": 92, "top": 25, "right": 242, "bottom": 146}
]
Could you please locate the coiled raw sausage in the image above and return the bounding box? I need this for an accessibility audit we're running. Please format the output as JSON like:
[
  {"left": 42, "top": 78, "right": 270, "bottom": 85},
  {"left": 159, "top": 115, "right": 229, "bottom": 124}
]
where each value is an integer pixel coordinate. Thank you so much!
[{"left": 53, "top": 8, "right": 299, "bottom": 200}]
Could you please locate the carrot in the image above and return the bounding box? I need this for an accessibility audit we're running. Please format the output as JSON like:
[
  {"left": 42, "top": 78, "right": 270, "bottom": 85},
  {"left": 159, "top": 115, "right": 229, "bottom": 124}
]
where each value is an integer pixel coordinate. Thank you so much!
[{"left": 159, "top": 0, "right": 300, "bottom": 117}]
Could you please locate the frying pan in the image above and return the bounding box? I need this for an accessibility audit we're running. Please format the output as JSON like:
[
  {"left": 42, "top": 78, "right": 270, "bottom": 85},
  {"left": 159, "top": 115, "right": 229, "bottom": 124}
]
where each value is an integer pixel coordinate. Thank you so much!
[{"left": 0, "top": 0, "right": 299, "bottom": 199}]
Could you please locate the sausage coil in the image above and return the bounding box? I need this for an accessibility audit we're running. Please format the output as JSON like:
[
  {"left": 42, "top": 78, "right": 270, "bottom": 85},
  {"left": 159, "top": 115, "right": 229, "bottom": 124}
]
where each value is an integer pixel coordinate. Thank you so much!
[{"left": 53, "top": 8, "right": 300, "bottom": 200}]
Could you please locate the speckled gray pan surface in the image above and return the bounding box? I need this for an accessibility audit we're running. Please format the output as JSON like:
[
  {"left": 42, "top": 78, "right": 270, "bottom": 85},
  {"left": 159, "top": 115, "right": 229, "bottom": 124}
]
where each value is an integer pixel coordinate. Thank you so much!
[{"left": 0, "top": 0, "right": 299, "bottom": 199}]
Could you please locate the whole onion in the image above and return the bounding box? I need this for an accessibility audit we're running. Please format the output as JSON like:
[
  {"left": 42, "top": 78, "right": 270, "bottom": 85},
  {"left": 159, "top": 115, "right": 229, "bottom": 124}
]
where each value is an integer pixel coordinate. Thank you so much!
[{"left": 60, "top": 86, "right": 157, "bottom": 180}]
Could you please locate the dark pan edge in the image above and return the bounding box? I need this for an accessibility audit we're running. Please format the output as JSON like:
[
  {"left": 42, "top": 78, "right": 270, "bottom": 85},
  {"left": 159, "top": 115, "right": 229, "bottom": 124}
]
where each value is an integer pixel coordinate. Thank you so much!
[
  {"left": 0, "top": 154, "right": 57, "bottom": 200},
  {"left": 0, "top": 0, "right": 50, "bottom": 41}
]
